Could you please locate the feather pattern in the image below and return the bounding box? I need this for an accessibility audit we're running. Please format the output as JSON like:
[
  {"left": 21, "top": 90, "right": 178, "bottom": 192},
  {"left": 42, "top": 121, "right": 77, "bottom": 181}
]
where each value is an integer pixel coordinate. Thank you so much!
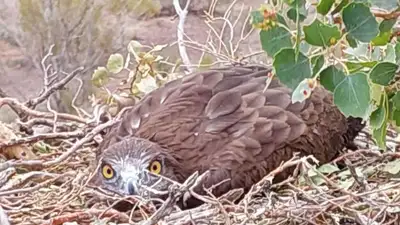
[{"left": 95, "top": 64, "right": 365, "bottom": 207}]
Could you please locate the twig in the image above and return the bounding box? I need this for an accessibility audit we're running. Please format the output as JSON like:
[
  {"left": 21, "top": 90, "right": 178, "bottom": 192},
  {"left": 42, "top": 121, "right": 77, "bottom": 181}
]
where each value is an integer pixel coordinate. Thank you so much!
[
  {"left": 0, "top": 130, "right": 85, "bottom": 150},
  {"left": 0, "top": 171, "right": 75, "bottom": 196},
  {"left": 25, "top": 66, "right": 84, "bottom": 109},
  {"left": 0, "top": 119, "right": 118, "bottom": 170},
  {"left": 40, "top": 208, "right": 130, "bottom": 225},
  {"left": 173, "top": 0, "right": 193, "bottom": 73},
  {"left": 0, "top": 98, "right": 87, "bottom": 124},
  {"left": 139, "top": 171, "right": 209, "bottom": 225}
]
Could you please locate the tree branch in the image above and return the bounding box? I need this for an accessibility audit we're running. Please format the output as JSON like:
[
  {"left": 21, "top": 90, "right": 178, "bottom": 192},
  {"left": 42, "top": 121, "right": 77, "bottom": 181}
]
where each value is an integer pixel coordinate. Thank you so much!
[{"left": 173, "top": 0, "right": 193, "bottom": 74}]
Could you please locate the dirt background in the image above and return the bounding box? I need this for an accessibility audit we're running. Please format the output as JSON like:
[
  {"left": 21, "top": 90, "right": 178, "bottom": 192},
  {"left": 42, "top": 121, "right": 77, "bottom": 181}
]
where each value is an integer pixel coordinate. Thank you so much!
[{"left": 0, "top": 0, "right": 270, "bottom": 122}]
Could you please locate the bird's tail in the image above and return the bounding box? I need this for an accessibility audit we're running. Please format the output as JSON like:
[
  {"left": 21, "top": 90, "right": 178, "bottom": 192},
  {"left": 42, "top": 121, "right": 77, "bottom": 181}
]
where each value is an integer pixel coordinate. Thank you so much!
[{"left": 343, "top": 116, "right": 366, "bottom": 150}]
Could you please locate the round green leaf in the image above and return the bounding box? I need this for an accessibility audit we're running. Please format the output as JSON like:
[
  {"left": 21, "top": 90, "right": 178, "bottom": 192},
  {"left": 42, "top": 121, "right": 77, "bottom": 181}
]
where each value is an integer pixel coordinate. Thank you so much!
[
  {"left": 303, "top": 19, "right": 341, "bottom": 48},
  {"left": 260, "top": 26, "right": 292, "bottom": 57},
  {"left": 392, "top": 109, "right": 400, "bottom": 126},
  {"left": 346, "top": 34, "right": 358, "bottom": 48},
  {"left": 91, "top": 67, "right": 109, "bottom": 88},
  {"left": 369, "top": 62, "right": 399, "bottom": 86},
  {"left": 342, "top": 3, "right": 379, "bottom": 43},
  {"left": 311, "top": 55, "right": 324, "bottom": 76},
  {"left": 370, "top": 105, "right": 385, "bottom": 128},
  {"left": 319, "top": 65, "right": 346, "bottom": 92},
  {"left": 106, "top": 53, "right": 124, "bottom": 74},
  {"left": 285, "top": 0, "right": 307, "bottom": 22},
  {"left": 372, "top": 19, "right": 397, "bottom": 46},
  {"left": 317, "top": 0, "right": 335, "bottom": 15},
  {"left": 332, "top": 0, "right": 349, "bottom": 15},
  {"left": 273, "top": 48, "right": 312, "bottom": 90},
  {"left": 391, "top": 92, "right": 400, "bottom": 110},
  {"left": 135, "top": 75, "right": 158, "bottom": 94},
  {"left": 286, "top": 7, "right": 307, "bottom": 22},
  {"left": 333, "top": 72, "right": 371, "bottom": 118}
]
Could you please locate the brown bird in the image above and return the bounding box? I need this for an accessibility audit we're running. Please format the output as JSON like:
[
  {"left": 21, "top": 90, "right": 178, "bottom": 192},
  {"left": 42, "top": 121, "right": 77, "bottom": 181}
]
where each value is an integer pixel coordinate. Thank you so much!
[{"left": 88, "top": 64, "right": 364, "bottom": 208}]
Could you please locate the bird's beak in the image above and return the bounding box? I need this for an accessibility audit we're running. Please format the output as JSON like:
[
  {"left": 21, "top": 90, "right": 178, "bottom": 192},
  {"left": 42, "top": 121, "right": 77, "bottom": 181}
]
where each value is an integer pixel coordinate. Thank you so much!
[{"left": 120, "top": 169, "right": 141, "bottom": 196}]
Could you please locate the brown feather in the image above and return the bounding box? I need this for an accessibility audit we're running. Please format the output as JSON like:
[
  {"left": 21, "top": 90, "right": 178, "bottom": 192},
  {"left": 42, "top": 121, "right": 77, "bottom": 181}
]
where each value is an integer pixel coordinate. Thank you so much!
[{"left": 94, "top": 64, "right": 365, "bottom": 208}]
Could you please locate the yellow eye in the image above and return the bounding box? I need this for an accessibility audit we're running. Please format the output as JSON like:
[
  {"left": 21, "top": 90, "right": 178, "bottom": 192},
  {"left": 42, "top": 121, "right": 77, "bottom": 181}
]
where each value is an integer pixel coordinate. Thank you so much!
[
  {"left": 102, "top": 164, "right": 114, "bottom": 179},
  {"left": 149, "top": 161, "right": 162, "bottom": 174}
]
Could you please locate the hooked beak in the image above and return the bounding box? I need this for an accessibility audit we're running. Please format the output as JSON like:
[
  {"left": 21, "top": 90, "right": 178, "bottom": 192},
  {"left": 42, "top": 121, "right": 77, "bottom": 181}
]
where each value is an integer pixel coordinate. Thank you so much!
[
  {"left": 124, "top": 177, "right": 139, "bottom": 195},
  {"left": 120, "top": 168, "right": 141, "bottom": 196}
]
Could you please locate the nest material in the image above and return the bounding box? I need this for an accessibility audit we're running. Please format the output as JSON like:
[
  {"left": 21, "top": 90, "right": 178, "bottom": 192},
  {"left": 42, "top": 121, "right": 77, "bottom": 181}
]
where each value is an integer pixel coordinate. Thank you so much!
[{"left": 0, "top": 123, "right": 400, "bottom": 225}]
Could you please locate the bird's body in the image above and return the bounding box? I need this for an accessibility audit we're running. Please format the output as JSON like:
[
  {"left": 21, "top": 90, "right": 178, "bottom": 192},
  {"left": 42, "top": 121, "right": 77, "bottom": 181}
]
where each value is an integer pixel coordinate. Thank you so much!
[{"left": 89, "top": 64, "right": 364, "bottom": 208}]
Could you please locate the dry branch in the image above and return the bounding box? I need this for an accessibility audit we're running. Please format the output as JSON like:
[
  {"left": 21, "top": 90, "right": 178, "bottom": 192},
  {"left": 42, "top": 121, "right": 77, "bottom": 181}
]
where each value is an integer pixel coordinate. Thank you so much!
[
  {"left": 173, "top": 0, "right": 193, "bottom": 73},
  {"left": 0, "top": 98, "right": 87, "bottom": 124},
  {"left": 0, "top": 119, "right": 118, "bottom": 170}
]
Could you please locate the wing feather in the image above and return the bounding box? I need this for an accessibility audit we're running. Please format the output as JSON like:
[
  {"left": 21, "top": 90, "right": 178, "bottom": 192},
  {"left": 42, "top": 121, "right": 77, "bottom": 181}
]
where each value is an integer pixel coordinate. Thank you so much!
[{"left": 98, "top": 64, "right": 362, "bottom": 202}]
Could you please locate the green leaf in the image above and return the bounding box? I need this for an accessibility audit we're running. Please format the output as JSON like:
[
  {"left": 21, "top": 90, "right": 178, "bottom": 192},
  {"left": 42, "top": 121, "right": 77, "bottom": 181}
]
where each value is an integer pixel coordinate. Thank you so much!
[
  {"left": 370, "top": 0, "right": 399, "bottom": 12},
  {"left": 311, "top": 55, "right": 324, "bottom": 76},
  {"left": 332, "top": 0, "right": 350, "bottom": 15},
  {"left": 250, "top": 10, "right": 264, "bottom": 25},
  {"left": 318, "top": 163, "right": 340, "bottom": 174},
  {"left": 303, "top": 19, "right": 341, "bottom": 48},
  {"left": 378, "top": 18, "right": 397, "bottom": 33},
  {"left": 273, "top": 48, "right": 312, "bottom": 90},
  {"left": 384, "top": 44, "right": 396, "bottom": 63},
  {"left": 106, "top": 53, "right": 124, "bottom": 74},
  {"left": 287, "top": 7, "right": 307, "bottom": 22},
  {"left": 372, "top": 93, "right": 388, "bottom": 150},
  {"left": 317, "top": 0, "right": 335, "bottom": 15},
  {"left": 276, "top": 13, "right": 288, "bottom": 27},
  {"left": 286, "top": 0, "right": 307, "bottom": 22},
  {"left": 382, "top": 159, "right": 400, "bottom": 175},
  {"left": 391, "top": 92, "right": 400, "bottom": 110},
  {"left": 395, "top": 43, "right": 400, "bottom": 64},
  {"left": 135, "top": 75, "right": 158, "bottom": 94},
  {"left": 371, "top": 46, "right": 381, "bottom": 61},
  {"left": 299, "top": 41, "right": 310, "bottom": 54},
  {"left": 343, "top": 42, "right": 369, "bottom": 59},
  {"left": 91, "top": 67, "right": 109, "bottom": 88},
  {"left": 311, "top": 176, "right": 326, "bottom": 186},
  {"left": 372, "top": 19, "right": 397, "bottom": 46},
  {"left": 342, "top": 3, "right": 379, "bottom": 43},
  {"left": 346, "top": 61, "right": 377, "bottom": 73},
  {"left": 333, "top": 72, "right": 371, "bottom": 118},
  {"left": 392, "top": 109, "right": 400, "bottom": 126},
  {"left": 346, "top": 34, "right": 358, "bottom": 48},
  {"left": 260, "top": 26, "right": 292, "bottom": 57},
  {"left": 319, "top": 65, "right": 346, "bottom": 92},
  {"left": 337, "top": 167, "right": 363, "bottom": 179},
  {"left": 291, "top": 78, "right": 316, "bottom": 103},
  {"left": 369, "top": 62, "right": 399, "bottom": 86},
  {"left": 372, "top": 31, "right": 392, "bottom": 46},
  {"left": 370, "top": 83, "right": 383, "bottom": 104},
  {"left": 370, "top": 105, "right": 386, "bottom": 128}
]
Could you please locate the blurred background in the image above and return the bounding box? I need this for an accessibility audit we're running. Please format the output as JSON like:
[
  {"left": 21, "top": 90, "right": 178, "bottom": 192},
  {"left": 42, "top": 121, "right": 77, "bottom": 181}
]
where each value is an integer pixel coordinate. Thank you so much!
[{"left": 0, "top": 0, "right": 268, "bottom": 122}]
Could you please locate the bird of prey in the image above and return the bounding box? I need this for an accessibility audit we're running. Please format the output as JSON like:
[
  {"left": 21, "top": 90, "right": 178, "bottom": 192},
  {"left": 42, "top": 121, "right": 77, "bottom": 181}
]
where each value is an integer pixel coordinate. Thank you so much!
[{"left": 88, "top": 64, "right": 364, "bottom": 208}]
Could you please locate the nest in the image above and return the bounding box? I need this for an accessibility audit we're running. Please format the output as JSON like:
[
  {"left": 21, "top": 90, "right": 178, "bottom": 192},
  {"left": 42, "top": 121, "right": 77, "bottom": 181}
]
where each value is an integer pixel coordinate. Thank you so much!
[{"left": 1, "top": 113, "right": 400, "bottom": 225}]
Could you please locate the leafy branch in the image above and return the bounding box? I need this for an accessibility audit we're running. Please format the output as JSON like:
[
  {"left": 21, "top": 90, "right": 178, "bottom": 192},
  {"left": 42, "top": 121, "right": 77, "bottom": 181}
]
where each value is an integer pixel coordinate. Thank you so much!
[{"left": 250, "top": 0, "right": 400, "bottom": 150}]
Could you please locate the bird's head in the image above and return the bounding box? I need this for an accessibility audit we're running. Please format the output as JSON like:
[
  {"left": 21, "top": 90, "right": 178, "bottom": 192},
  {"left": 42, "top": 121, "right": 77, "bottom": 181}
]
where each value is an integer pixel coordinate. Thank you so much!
[{"left": 88, "top": 137, "right": 184, "bottom": 199}]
